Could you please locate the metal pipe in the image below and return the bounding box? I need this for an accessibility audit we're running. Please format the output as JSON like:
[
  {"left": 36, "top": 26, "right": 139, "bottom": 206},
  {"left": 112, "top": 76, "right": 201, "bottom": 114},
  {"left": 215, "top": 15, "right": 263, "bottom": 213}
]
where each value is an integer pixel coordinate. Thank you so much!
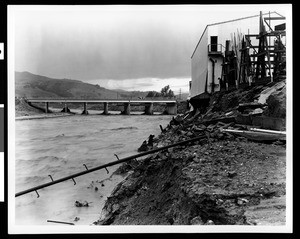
[
  {"left": 15, "top": 135, "right": 206, "bottom": 197},
  {"left": 209, "top": 58, "right": 215, "bottom": 93},
  {"left": 47, "top": 220, "right": 75, "bottom": 225},
  {"left": 249, "top": 128, "right": 286, "bottom": 135}
]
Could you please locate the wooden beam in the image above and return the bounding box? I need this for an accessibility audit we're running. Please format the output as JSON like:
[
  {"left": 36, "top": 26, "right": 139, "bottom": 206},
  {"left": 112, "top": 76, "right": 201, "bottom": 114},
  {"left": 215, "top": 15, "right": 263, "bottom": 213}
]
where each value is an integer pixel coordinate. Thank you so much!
[
  {"left": 251, "top": 51, "right": 267, "bottom": 57},
  {"left": 248, "top": 31, "right": 286, "bottom": 39},
  {"left": 267, "top": 31, "right": 286, "bottom": 36},
  {"left": 249, "top": 46, "right": 275, "bottom": 49},
  {"left": 245, "top": 34, "right": 259, "bottom": 38},
  {"left": 249, "top": 128, "right": 286, "bottom": 135},
  {"left": 221, "top": 129, "right": 286, "bottom": 141},
  {"left": 264, "top": 17, "right": 285, "bottom": 20}
]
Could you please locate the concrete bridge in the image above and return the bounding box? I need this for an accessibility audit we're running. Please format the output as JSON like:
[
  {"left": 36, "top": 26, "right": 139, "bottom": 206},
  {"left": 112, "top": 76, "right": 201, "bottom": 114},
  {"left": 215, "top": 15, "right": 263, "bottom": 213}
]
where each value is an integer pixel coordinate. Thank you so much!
[{"left": 26, "top": 99, "right": 178, "bottom": 115}]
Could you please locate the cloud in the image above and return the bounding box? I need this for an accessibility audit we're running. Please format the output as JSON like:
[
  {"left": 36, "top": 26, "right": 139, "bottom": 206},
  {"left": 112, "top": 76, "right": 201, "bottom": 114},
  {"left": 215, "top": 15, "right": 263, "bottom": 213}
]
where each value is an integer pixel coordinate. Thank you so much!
[
  {"left": 14, "top": 7, "right": 195, "bottom": 80},
  {"left": 84, "top": 77, "right": 190, "bottom": 94},
  {"left": 13, "top": 5, "right": 283, "bottom": 81}
]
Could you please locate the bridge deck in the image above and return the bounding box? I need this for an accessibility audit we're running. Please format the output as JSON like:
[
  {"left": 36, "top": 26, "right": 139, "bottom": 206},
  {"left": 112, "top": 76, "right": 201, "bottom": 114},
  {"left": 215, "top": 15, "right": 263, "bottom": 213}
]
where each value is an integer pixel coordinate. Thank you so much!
[{"left": 27, "top": 99, "right": 177, "bottom": 104}]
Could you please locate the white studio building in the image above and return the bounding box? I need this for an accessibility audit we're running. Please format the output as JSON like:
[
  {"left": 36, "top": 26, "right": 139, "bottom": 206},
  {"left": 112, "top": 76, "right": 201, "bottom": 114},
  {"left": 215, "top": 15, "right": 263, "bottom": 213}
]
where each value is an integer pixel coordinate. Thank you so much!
[{"left": 189, "top": 11, "right": 285, "bottom": 109}]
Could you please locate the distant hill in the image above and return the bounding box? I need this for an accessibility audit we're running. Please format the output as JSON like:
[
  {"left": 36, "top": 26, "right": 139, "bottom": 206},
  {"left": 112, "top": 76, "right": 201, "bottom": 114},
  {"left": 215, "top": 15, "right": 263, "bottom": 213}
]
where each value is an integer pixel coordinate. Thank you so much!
[{"left": 15, "top": 71, "right": 148, "bottom": 99}]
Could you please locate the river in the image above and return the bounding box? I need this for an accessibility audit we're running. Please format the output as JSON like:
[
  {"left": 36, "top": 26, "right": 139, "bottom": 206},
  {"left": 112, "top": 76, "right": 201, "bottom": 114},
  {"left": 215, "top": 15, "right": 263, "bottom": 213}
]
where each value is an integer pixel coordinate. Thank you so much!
[{"left": 15, "top": 112, "right": 172, "bottom": 225}]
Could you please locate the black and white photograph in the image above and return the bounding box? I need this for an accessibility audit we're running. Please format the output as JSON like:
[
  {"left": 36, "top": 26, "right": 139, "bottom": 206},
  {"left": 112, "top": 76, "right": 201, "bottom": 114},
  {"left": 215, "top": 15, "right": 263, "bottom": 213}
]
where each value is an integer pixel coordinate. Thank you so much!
[{"left": 6, "top": 4, "right": 292, "bottom": 234}]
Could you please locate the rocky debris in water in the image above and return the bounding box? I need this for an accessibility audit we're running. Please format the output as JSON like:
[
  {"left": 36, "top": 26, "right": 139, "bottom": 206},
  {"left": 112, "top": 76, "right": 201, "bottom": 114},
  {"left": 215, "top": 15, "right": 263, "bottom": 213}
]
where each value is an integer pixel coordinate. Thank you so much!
[
  {"left": 138, "top": 140, "right": 148, "bottom": 152},
  {"left": 75, "top": 200, "right": 90, "bottom": 207},
  {"left": 147, "top": 134, "right": 155, "bottom": 147},
  {"left": 88, "top": 181, "right": 102, "bottom": 191},
  {"left": 137, "top": 134, "right": 156, "bottom": 152}
]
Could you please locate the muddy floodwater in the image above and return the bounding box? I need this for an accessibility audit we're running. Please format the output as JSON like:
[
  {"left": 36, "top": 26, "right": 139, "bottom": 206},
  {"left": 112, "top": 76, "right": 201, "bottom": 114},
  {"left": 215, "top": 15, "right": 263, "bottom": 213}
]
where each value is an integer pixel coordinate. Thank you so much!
[{"left": 15, "top": 113, "right": 172, "bottom": 225}]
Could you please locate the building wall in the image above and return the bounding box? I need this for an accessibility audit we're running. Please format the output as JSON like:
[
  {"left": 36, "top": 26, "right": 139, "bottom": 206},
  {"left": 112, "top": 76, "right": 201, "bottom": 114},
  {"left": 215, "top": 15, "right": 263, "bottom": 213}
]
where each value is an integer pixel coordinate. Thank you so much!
[
  {"left": 207, "top": 16, "right": 261, "bottom": 52},
  {"left": 207, "top": 12, "right": 285, "bottom": 51},
  {"left": 190, "top": 27, "right": 208, "bottom": 98},
  {"left": 191, "top": 12, "right": 285, "bottom": 98},
  {"left": 207, "top": 55, "right": 223, "bottom": 93},
  {"left": 206, "top": 16, "right": 262, "bottom": 92}
]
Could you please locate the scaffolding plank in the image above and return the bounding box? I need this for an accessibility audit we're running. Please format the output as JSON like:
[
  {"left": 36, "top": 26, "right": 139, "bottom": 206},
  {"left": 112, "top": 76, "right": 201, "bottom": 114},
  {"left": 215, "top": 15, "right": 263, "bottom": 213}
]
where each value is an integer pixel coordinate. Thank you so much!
[
  {"left": 264, "top": 17, "right": 286, "bottom": 20},
  {"left": 248, "top": 46, "right": 275, "bottom": 49},
  {"left": 251, "top": 51, "right": 267, "bottom": 57},
  {"left": 245, "top": 34, "right": 259, "bottom": 37}
]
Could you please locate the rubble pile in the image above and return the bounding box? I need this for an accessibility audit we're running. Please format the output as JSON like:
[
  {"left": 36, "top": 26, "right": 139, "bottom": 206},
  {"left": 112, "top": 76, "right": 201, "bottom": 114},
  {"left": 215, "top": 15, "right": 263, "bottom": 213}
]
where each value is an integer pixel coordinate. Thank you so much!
[{"left": 94, "top": 81, "right": 286, "bottom": 226}]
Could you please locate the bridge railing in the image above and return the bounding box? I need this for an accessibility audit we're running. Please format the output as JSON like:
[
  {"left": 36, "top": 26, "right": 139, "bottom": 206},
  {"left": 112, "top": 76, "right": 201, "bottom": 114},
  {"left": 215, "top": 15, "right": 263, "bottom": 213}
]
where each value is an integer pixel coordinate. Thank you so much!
[{"left": 26, "top": 98, "right": 178, "bottom": 103}]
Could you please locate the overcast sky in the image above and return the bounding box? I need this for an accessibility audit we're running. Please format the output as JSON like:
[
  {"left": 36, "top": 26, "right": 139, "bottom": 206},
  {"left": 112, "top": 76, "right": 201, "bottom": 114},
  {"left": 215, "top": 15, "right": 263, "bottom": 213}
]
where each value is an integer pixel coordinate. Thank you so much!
[{"left": 11, "top": 5, "right": 288, "bottom": 93}]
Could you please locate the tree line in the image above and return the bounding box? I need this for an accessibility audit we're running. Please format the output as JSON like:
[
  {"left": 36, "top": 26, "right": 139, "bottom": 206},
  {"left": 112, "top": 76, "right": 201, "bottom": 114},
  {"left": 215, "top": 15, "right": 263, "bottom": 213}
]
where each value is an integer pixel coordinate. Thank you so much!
[{"left": 146, "top": 85, "right": 174, "bottom": 98}]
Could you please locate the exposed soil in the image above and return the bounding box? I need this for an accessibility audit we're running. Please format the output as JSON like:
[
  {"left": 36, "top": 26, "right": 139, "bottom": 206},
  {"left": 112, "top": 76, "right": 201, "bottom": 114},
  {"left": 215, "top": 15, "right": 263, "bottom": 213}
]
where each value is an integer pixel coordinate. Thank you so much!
[
  {"left": 15, "top": 98, "right": 45, "bottom": 117},
  {"left": 95, "top": 135, "right": 285, "bottom": 225},
  {"left": 94, "top": 80, "right": 287, "bottom": 226},
  {"left": 15, "top": 98, "right": 73, "bottom": 120}
]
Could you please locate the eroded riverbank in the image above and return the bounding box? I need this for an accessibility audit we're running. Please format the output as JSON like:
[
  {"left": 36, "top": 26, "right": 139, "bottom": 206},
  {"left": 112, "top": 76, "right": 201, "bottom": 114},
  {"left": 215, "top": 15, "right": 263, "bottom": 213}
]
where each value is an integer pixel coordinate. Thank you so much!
[{"left": 94, "top": 81, "right": 288, "bottom": 226}]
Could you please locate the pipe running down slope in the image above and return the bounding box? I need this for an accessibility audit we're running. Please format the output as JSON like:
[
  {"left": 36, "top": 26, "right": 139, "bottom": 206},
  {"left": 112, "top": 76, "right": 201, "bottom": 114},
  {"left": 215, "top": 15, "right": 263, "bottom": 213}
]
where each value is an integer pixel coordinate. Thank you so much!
[{"left": 15, "top": 135, "right": 207, "bottom": 198}]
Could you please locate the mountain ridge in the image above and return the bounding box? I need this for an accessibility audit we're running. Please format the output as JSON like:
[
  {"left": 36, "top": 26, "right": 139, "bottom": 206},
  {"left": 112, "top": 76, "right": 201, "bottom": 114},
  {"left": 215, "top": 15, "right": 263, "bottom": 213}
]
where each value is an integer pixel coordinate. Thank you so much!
[{"left": 15, "top": 71, "right": 148, "bottom": 99}]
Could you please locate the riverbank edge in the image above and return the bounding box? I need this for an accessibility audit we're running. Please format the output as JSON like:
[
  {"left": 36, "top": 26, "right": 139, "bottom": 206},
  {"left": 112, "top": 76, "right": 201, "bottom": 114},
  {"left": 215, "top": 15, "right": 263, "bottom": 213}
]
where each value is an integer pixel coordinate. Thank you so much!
[
  {"left": 94, "top": 81, "right": 287, "bottom": 226},
  {"left": 15, "top": 113, "right": 75, "bottom": 121}
]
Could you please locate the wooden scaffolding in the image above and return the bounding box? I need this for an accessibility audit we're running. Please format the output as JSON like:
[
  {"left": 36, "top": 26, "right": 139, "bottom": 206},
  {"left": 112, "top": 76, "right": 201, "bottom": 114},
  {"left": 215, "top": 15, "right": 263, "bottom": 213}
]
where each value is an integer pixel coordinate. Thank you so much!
[{"left": 242, "top": 11, "right": 286, "bottom": 84}]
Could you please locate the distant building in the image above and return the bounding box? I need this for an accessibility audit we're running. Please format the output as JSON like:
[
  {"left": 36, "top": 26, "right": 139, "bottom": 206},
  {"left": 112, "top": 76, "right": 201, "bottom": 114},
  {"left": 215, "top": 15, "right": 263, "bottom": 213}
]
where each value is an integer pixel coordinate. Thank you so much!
[{"left": 189, "top": 11, "right": 285, "bottom": 109}]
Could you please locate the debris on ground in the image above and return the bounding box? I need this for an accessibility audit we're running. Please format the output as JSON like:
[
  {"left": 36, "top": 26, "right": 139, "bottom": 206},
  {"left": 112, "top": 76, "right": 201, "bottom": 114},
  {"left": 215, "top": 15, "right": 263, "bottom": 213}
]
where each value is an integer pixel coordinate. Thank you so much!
[
  {"left": 137, "top": 134, "right": 156, "bottom": 152},
  {"left": 94, "top": 79, "right": 287, "bottom": 226}
]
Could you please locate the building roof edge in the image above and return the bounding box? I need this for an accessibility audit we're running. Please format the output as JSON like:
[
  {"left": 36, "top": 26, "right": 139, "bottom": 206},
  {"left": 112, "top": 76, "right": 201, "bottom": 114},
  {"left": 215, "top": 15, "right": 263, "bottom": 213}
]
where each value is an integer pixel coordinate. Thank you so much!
[{"left": 190, "top": 11, "right": 284, "bottom": 59}]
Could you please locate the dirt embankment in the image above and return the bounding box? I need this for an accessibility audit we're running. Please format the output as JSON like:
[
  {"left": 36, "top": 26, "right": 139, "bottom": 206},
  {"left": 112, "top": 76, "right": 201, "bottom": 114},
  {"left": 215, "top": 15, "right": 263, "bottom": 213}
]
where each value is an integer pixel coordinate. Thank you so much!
[
  {"left": 15, "top": 98, "right": 45, "bottom": 117},
  {"left": 94, "top": 80, "right": 287, "bottom": 226},
  {"left": 96, "top": 140, "right": 285, "bottom": 225},
  {"left": 15, "top": 98, "right": 73, "bottom": 120}
]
